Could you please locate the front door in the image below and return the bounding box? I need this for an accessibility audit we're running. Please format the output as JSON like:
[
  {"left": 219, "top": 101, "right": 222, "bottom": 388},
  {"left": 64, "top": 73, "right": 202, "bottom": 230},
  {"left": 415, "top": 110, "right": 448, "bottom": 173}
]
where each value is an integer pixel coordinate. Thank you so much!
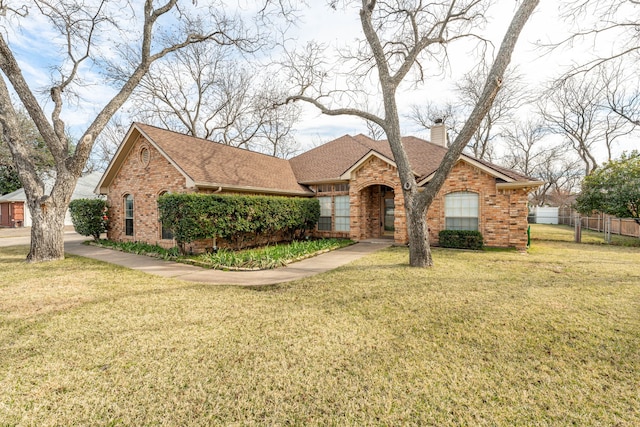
[
  {"left": 382, "top": 187, "right": 394, "bottom": 236},
  {"left": 0, "top": 203, "right": 10, "bottom": 227}
]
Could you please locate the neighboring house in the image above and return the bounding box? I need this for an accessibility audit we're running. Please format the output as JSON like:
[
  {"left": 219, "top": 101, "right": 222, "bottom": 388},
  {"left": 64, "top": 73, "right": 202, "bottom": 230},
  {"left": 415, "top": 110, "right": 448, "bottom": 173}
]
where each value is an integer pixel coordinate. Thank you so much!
[
  {"left": 0, "top": 172, "right": 103, "bottom": 228},
  {"left": 96, "top": 122, "right": 543, "bottom": 250}
]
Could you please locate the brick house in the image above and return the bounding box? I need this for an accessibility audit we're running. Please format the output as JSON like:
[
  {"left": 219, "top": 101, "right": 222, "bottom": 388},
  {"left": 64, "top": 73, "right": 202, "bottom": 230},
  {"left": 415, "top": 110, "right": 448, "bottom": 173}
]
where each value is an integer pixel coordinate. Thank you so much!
[{"left": 96, "top": 122, "right": 542, "bottom": 250}]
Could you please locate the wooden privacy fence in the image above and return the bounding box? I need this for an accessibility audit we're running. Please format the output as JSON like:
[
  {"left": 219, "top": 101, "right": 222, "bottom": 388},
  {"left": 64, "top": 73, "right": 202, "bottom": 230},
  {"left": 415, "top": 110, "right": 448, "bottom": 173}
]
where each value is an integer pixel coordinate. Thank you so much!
[{"left": 558, "top": 207, "right": 640, "bottom": 239}]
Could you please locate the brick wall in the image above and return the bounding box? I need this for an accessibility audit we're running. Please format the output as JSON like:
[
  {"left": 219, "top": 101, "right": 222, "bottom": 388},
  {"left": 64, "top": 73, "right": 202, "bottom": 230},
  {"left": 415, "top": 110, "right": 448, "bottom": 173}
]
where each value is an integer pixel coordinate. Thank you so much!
[
  {"left": 106, "top": 137, "right": 318, "bottom": 252},
  {"left": 349, "top": 157, "right": 529, "bottom": 249},
  {"left": 349, "top": 156, "right": 407, "bottom": 243},
  {"left": 427, "top": 161, "right": 530, "bottom": 249},
  {"left": 106, "top": 135, "right": 191, "bottom": 247},
  {"left": 107, "top": 139, "right": 529, "bottom": 251}
]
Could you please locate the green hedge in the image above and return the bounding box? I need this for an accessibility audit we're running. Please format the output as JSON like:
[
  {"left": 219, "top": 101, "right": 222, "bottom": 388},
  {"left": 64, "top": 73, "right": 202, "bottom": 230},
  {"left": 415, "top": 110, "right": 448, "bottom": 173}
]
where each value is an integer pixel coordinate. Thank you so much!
[
  {"left": 69, "top": 198, "right": 109, "bottom": 241},
  {"left": 158, "top": 193, "right": 320, "bottom": 251},
  {"left": 438, "top": 230, "right": 484, "bottom": 250}
]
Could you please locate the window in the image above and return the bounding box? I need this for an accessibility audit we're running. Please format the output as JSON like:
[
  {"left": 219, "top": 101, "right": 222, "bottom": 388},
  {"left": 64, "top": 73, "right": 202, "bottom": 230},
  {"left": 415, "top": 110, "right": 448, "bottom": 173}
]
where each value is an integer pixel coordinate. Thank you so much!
[
  {"left": 158, "top": 191, "right": 173, "bottom": 240},
  {"left": 139, "top": 146, "right": 150, "bottom": 166},
  {"left": 334, "top": 183, "right": 350, "bottom": 193},
  {"left": 317, "top": 184, "right": 332, "bottom": 193},
  {"left": 316, "top": 195, "right": 350, "bottom": 232},
  {"left": 334, "top": 195, "right": 350, "bottom": 231},
  {"left": 318, "top": 196, "right": 332, "bottom": 231},
  {"left": 445, "top": 191, "right": 479, "bottom": 231},
  {"left": 124, "top": 194, "right": 134, "bottom": 236}
]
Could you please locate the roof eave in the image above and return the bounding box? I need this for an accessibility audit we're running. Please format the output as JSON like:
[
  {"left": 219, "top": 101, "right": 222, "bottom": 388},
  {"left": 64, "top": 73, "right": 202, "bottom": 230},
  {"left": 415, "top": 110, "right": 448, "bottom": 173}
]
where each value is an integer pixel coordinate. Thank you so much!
[
  {"left": 194, "top": 182, "right": 314, "bottom": 197},
  {"left": 496, "top": 181, "right": 545, "bottom": 190},
  {"left": 417, "top": 156, "right": 519, "bottom": 186},
  {"left": 296, "top": 178, "right": 350, "bottom": 186},
  {"left": 95, "top": 123, "right": 196, "bottom": 195}
]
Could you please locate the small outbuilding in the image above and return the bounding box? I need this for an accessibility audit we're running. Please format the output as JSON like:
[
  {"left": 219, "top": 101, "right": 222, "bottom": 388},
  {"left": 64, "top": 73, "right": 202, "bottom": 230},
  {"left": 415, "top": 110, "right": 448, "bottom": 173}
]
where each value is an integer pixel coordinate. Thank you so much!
[{"left": 0, "top": 171, "right": 103, "bottom": 228}]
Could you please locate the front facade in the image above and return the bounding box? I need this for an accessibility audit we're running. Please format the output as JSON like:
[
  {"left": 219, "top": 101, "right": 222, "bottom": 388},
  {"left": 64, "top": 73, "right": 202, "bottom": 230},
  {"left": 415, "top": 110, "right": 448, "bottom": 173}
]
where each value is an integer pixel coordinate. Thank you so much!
[{"left": 97, "top": 123, "right": 542, "bottom": 251}]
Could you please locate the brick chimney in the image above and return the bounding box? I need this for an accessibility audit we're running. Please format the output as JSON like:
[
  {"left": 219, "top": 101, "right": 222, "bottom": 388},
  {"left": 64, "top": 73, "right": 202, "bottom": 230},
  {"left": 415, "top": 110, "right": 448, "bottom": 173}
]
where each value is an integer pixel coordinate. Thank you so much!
[{"left": 430, "top": 119, "right": 448, "bottom": 147}]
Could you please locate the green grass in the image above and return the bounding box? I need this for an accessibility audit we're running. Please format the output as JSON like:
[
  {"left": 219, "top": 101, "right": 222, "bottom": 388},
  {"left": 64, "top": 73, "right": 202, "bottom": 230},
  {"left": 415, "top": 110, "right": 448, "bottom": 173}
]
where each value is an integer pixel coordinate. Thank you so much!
[
  {"left": 192, "top": 238, "right": 353, "bottom": 269},
  {"left": 91, "top": 238, "right": 353, "bottom": 269},
  {"left": 1, "top": 233, "right": 639, "bottom": 425},
  {"left": 531, "top": 223, "right": 640, "bottom": 247}
]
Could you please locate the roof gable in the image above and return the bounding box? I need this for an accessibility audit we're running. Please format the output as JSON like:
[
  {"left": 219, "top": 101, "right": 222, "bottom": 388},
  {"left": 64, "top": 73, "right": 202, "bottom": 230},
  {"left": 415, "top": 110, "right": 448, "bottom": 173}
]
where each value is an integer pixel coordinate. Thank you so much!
[{"left": 97, "top": 123, "right": 313, "bottom": 196}]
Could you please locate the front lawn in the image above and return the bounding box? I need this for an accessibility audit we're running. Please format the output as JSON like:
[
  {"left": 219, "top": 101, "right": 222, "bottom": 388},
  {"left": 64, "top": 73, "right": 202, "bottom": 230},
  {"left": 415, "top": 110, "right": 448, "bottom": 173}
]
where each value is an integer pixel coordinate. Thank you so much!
[
  {"left": 1, "top": 232, "right": 639, "bottom": 425},
  {"left": 531, "top": 222, "right": 640, "bottom": 247}
]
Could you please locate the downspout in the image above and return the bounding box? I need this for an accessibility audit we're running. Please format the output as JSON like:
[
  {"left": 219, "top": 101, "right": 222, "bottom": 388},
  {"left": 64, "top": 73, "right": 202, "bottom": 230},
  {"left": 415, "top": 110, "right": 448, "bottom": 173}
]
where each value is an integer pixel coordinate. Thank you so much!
[{"left": 212, "top": 186, "right": 222, "bottom": 251}]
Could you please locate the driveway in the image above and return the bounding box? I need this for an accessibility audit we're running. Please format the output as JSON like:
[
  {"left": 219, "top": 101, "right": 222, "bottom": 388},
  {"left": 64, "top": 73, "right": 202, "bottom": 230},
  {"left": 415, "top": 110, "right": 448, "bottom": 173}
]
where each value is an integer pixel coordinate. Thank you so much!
[{"left": 0, "top": 226, "right": 85, "bottom": 247}]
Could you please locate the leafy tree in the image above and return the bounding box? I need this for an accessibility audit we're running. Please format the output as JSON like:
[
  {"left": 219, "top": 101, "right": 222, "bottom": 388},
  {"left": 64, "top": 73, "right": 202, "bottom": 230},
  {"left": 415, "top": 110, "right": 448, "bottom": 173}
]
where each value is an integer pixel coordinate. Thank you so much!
[
  {"left": 0, "top": 165, "right": 20, "bottom": 195},
  {"left": 575, "top": 151, "right": 640, "bottom": 224},
  {"left": 69, "top": 199, "right": 109, "bottom": 241},
  {"left": 1, "top": 108, "right": 54, "bottom": 194}
]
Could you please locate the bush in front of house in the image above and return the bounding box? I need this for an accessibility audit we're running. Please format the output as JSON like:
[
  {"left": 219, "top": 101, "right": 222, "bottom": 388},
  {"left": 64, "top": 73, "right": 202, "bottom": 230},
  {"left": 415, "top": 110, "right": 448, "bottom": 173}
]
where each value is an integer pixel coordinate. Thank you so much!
[
  {"left": 439, "top": 230, "right": 484, "bottom": 250},
  {"left": 158, "top": 193, "right": 320, "bottom": 252},
  {"left": 69, "top": 198, "right": 109, "bottom": 241}
]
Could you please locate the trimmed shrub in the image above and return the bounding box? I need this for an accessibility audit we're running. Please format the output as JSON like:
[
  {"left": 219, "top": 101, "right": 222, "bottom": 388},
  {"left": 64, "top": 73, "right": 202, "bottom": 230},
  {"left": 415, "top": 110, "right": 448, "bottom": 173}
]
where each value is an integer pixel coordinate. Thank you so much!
[
  {"left": 69, "top": 198, "right": 109, "bottom": 241},
  {"left": 438, "top": 230, "right": 484, "bottom": 250},
  {"left": 158, "top": 193, "right": 320, "bottom": 252}
]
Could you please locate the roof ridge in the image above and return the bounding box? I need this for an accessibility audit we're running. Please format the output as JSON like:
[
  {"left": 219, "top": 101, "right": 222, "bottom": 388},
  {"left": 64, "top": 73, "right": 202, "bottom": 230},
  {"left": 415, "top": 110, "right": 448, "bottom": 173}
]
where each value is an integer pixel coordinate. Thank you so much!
[{"left": 134, "top": 122, "right": 284, "bottom": 161}]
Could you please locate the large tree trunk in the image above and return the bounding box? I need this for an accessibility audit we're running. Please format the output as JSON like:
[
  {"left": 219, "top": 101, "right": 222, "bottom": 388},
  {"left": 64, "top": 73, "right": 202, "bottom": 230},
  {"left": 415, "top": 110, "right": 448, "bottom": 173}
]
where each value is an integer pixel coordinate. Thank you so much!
[
  {"left": 27, "top": 198, "right": 67, "bottom": 262},
  {"left": 406, "top": 197, "right": 432, "bottom": 267},
  {"left": 23, "top": 169, "right": 77, "bottom": 262}
]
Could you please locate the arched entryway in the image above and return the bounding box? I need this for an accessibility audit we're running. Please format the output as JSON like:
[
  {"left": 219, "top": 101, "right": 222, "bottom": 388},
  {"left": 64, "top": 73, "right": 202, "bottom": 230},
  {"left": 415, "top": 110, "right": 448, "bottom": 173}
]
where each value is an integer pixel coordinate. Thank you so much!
[{"left": 357, "top": 184, "right": 397, "bottom": 240}]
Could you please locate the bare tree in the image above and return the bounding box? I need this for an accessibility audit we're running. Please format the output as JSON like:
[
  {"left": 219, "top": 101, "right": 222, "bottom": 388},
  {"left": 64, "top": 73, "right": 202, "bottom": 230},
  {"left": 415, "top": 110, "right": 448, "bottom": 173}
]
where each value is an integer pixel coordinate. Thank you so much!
[
  {"left": 457, "top": 65, "right": 527, "bottom": 160},
  {"left": 365, "top": 119, "right": 385, "bottom": 140},
  {"left": 285, "top": 0, "right": 540, "bottom": 267},
  {"left": 407, "top": 102, "right": 459, "bottom": 146},
  {"left": 558, "top": 0, "right": 640, "bottom": 75},
  {"left": 601, "top": 62, "right": 640, "bottom": 127},
  {"left": 0, "top": 0, "right": 283, "bottom": 262},
  {"left": 410, "top": 65, "right": 527, "bottom": 160},
  {"left": 539, "top": 73, "right": 636, "bottom": 175},
  {"left": 87, "top": 115, "right": 129, "bottom": 172},
  {"left": 129, "top": 41, "right": 300, "bottom": 158},
  {"left": 501, "top": 119, "right": 582, "bottom": 206}
]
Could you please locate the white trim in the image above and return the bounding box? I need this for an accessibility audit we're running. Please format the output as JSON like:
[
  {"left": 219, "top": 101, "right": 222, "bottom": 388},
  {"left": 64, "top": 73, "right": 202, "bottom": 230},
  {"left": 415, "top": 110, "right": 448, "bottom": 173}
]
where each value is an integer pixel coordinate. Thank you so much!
[
  {"left": 194, "top": 182, "right": 314, "bottom": 197},
  {"left": 339, "top": 151, "right": 415, "bottom": 180},
  {"left": 417, "top": 157, "right": 518, "bottom": 186},
  {"left": 95, "top": 123, "right": 195, "bottom": 195},
  {"left": 496, "top": 181, "right": 544, "bottom": 190}
]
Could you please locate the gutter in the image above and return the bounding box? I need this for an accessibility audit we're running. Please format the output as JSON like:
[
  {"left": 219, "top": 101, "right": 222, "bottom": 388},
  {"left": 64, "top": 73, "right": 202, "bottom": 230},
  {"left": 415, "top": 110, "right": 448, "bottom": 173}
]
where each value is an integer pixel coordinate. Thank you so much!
[
  {"left": 194, "top": 182, "right": 314, "bottom": 197},
  {"left": 496, "top": 181, "right": 545, "bottom": 190}
]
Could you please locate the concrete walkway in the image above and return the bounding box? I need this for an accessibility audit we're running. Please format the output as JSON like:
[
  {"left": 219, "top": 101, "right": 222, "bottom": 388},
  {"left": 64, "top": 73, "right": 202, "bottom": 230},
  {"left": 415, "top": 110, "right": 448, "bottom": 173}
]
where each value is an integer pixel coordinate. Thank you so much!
[
  {"left": 64, "top": 239, "right": 390, "bottom": 286},
  {"left": 0, "top": 227, "right": 391, "bottom": 285}
]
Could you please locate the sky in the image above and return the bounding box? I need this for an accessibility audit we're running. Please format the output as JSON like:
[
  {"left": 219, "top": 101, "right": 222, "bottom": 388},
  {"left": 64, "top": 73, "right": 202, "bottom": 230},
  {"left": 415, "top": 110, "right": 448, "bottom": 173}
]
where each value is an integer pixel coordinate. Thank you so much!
[
  {"left": 3, "top": 0, "right": 639, "bottom": 165},
  {"left": 286, "top": 0, "right": 640, "bottom": 161}
]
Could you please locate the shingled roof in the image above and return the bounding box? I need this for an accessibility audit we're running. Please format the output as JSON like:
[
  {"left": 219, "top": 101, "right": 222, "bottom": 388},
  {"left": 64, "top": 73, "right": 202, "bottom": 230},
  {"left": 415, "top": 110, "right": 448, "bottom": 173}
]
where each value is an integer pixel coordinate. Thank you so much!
[
  {"left": 97, "top": 123, "right": 313, "bottom": 196},
  {"left": 289, "top": 133, "right": 534, "bottom": 184},
  {"left": 97, "top": 124, "right": 539, "bottom": 196}
]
